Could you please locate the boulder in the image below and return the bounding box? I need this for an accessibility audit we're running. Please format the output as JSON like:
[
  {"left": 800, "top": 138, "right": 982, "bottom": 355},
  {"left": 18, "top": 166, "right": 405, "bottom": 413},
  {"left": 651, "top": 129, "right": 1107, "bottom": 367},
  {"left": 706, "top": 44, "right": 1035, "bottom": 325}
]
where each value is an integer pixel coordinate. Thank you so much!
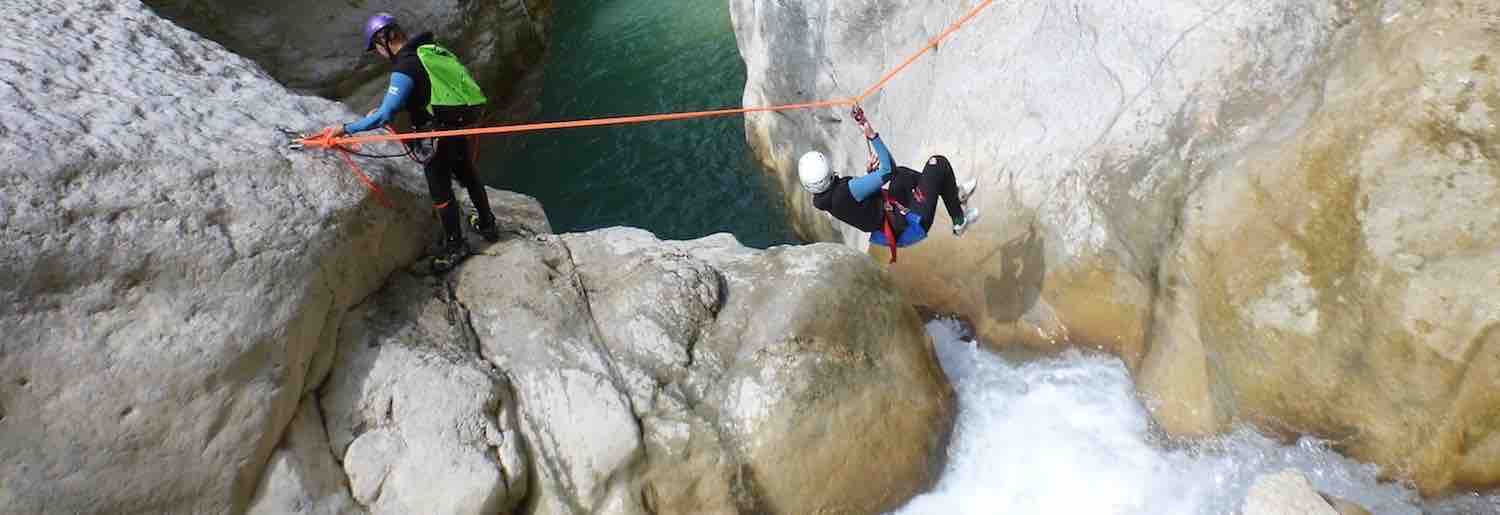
[
  {"left": 447, "top": 228, "right": 955, "bottom": 514},
  {"left": 0, "top": 0, "right": 435, "bottom": 512},
  {"left": 141, "top": 0, "right": 550, "bottom": 111},
  {"left": 1242, "top": 470, "right": 1339, "bottom": 515},
  {"left": 732, "top": 0, "right": 1499, "bottom": 494}
]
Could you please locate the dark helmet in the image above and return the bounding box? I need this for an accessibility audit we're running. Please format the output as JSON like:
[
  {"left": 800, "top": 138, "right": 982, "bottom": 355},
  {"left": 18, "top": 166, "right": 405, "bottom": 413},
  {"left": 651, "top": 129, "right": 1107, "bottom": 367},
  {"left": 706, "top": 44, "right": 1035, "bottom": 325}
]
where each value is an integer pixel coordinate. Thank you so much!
[{"left": 363, "top": 13, "right": 398, "bottom": 51}]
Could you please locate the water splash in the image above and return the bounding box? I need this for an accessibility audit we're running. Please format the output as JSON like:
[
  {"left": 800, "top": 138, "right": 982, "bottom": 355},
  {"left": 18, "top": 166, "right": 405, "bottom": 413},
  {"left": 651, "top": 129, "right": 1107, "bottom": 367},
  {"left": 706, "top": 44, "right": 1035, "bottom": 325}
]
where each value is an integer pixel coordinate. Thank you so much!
[{"left": 894, "top": 319, "right": 1466, "bottom": 515}]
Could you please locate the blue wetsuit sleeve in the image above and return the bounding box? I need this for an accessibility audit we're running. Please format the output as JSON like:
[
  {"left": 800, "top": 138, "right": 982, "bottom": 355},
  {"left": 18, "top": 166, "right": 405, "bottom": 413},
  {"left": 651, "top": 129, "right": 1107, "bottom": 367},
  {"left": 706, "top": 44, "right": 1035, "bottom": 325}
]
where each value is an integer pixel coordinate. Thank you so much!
[
  {"left": 871, "top": 134, "right": 894, "bottom": 176},
  {"left": 848, "top": 135, "right": 895, "bottom": 202},
  {"left": 343, "top": 72, "right": 414, "bottom": 134}
]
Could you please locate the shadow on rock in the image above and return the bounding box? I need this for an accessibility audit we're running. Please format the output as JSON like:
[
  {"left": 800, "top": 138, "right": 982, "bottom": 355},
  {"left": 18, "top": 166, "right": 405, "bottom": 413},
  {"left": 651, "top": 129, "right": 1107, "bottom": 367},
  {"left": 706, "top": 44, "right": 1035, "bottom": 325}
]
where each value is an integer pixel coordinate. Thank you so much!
[{"left": 982, "top": 223, "right": 1045, "bottom": 324}]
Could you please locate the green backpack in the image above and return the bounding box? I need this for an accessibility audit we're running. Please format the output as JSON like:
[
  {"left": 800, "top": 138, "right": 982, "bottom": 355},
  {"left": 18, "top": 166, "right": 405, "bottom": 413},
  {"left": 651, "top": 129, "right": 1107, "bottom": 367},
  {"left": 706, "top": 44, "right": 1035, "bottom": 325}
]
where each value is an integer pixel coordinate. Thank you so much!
[{"left": 416, "top": 43, "right": 487, "bottom": 126}]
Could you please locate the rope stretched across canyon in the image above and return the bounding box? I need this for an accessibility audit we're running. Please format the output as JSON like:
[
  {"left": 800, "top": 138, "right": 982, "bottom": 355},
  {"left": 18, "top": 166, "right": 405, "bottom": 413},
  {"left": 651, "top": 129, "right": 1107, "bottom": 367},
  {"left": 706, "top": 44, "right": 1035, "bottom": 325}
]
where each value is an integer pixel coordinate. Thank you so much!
[{"left": 296, "top": 0, "right": 999, "bottom": 151}]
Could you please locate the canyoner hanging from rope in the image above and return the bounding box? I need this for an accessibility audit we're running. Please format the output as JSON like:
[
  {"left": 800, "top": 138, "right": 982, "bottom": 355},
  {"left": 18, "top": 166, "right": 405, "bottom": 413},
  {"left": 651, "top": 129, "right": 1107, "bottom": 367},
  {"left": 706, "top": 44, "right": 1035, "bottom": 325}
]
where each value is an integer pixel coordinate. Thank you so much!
[{"left": 801, "top": 104, "right": 981, "bottom": 264}]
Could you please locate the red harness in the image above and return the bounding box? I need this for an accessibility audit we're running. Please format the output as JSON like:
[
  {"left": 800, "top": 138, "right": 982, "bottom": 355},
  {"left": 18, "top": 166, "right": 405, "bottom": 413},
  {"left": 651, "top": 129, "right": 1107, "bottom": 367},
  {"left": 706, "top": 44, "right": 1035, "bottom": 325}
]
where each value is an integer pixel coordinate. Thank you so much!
[{"left": 879, "top": 187, "right": 925, "bottom": 264}]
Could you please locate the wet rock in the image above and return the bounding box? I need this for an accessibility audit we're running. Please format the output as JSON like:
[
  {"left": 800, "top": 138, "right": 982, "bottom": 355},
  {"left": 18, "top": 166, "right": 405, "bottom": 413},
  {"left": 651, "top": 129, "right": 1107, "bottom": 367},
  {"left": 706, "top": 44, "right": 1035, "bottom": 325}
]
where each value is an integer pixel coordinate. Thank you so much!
[
  {"left": 0, "top": 0, "right": 433, "bottom": 512},
  {"left": 142, "top": 0, "right": 550, "bottom": 110},
  {"left": 1242, "top": 470, "right": 1340, "bottom": 515}
]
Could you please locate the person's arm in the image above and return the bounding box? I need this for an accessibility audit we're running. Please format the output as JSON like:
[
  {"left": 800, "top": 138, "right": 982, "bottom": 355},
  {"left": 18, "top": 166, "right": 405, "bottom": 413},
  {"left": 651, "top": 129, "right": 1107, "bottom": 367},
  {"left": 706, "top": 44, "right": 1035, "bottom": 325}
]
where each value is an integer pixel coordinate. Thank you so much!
[
  {"left": 847, "top": 134, "right": 894, "bottom": 201},
  {"left": 869, "top": 134, "right": 893, "bottom": 176},
  {"left": 341, "top": 72, "right": 414, "bottom": 134}
]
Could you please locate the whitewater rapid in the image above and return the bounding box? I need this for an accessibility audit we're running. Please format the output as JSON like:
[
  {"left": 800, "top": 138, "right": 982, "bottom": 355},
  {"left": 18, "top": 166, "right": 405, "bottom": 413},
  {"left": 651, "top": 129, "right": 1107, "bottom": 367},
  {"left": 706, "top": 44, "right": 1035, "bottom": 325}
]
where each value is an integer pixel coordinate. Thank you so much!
[{"left": 895, "top": 319, "right": 1499, "bottom": 515}]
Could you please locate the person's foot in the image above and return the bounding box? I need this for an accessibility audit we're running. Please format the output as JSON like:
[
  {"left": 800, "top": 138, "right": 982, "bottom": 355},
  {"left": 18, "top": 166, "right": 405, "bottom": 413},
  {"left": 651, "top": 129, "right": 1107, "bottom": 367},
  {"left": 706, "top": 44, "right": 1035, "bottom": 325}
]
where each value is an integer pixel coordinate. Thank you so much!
[
  {"left": 469, "top": 212, "right": 501, "bottom": 242},
  {"left": 430, "top": 237, "right": 470, "bottom": 273},
  {"left": 959, "top": 178, "right": 978, "bottom": 203},
  {"left": 952, "top": 206, "right": 981, "bottom": 237}
]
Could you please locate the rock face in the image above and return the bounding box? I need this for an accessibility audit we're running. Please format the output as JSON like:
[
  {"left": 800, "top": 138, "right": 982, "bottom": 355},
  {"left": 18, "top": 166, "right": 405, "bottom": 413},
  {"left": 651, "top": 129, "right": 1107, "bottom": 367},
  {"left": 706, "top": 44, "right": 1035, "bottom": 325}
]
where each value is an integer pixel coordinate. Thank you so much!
[
  {"left": 142, "top": 0, "right": 550, "bottom": 110},
  {"left": 319, "top": 226, "right": 954, "bottom": 515},
  {"left": 732, "top": 0, "right": 1499, "bottom": 494},
  {"left": 1138, "top": 3, "right": 1500, "bottom": 496},
  {"left": 0, "top": 0, "right": 434, "bottom": 512}
]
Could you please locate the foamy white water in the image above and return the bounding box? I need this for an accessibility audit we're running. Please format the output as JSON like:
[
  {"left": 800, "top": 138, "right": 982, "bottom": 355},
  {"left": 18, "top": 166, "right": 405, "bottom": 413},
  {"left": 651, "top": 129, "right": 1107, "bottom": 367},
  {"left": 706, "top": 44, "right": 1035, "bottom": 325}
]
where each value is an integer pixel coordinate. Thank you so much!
[{"left": 893, "top": 319, "right": 1499, "bottom": 515}]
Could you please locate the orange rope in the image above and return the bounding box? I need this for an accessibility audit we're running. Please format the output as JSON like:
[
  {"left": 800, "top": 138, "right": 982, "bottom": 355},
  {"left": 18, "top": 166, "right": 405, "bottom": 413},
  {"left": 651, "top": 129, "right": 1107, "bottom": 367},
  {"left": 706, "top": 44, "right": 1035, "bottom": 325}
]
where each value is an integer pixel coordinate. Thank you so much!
[
  {"left": 336, "top": 148, "right": 394, "bottom": 208},
  {"left": 300, "top": 0, "right": 998, "bottom": 150},
  {"left": 856, "top": 0, "right": 997, "bottom": 103},
  {"left": 303, "top": 99, "right": 854, "bottom": 149}
]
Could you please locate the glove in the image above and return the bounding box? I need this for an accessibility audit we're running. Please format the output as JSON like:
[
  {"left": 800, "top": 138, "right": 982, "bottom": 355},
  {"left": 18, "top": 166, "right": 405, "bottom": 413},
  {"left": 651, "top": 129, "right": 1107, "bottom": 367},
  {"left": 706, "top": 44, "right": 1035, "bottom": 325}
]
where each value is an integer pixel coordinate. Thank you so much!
[{"left": 851, "top": 105, "right": 867, "bottom": 125}]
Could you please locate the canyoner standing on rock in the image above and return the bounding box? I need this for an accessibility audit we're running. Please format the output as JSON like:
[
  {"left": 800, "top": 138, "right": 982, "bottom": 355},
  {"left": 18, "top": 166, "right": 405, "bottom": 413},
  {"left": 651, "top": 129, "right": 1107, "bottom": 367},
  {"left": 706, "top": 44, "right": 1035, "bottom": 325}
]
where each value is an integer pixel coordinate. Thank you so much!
[
  {"left": 800, "top": 105, "right": 979, "bottom": 263},
  {"left": 320, "top": 12, "right": 499, "bottom": 273}
]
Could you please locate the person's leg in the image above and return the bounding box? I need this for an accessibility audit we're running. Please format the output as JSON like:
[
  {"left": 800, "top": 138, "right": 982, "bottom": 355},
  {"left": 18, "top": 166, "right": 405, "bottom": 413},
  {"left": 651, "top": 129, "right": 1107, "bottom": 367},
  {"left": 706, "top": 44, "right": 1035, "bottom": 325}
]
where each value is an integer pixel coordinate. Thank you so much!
[
  {"left": 448, "top": 136, "right": 497, "bottom": 229},
  {"left": 424, "top": 140, "right": 463, "bottom": 244},
  {"left": 925, "top": 155, "right": 964, "bottom": 220},
  {"left": 916, "top": 155, "right": 963, "bottom": 231}
]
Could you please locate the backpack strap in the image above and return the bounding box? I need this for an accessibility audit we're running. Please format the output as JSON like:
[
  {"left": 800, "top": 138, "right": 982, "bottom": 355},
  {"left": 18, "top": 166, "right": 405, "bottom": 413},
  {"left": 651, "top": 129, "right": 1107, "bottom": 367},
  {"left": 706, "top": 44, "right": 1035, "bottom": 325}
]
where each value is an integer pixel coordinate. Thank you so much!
[{"left": 879, "top": 190, "right": 910, "bottom": 264}]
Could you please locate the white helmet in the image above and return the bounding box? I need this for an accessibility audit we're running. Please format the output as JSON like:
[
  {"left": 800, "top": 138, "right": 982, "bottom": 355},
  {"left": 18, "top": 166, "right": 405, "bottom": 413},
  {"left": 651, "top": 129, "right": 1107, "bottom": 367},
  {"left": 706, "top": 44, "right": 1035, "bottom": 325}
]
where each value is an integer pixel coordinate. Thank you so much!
[{"left": 798, "top": 151, "right": 833, "bottom": 194}]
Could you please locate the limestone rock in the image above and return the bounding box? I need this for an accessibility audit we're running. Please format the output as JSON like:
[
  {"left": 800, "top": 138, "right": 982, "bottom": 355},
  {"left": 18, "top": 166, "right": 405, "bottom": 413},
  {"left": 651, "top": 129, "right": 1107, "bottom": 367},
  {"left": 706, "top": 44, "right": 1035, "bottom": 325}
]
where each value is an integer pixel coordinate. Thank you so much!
[
  {"left": 0, "top": 0, "right": 433, "bottom": 512},
  {"left": 1140, "top": 3, "right": 1500, "bottom": 495},
  {"left": 1242, "top": 470, "right": 1340, "bottom": 515},
  {"left": 449, "top": 228, "right": 956, "bottom": 514},
  {"left": 142, "top": 0, "right": 550, "bottom": 110},
  {"left": 248, "top": 399, "right": 365, "bottom": 515},
  {"left": 319, "top": 271, "right": 531, "bottom": 515}
]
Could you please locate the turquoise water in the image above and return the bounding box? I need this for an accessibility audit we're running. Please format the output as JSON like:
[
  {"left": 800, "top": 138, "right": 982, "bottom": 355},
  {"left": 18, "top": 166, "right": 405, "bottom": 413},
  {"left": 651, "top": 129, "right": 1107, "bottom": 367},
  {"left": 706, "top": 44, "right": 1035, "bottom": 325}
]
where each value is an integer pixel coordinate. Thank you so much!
[{"left": 482, "top": 0, "right": 799, "bottom": 248}]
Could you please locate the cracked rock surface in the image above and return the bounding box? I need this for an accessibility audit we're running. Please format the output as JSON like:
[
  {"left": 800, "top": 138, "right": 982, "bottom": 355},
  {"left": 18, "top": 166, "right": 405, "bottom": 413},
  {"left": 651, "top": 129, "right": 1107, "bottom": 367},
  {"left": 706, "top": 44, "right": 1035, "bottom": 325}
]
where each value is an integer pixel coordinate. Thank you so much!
[
  {"left": 732, "top": 0, "right": 1499, "bottom": 495},
  {"left": 317, "top": 225, "right": 956, "bottom": 514}
]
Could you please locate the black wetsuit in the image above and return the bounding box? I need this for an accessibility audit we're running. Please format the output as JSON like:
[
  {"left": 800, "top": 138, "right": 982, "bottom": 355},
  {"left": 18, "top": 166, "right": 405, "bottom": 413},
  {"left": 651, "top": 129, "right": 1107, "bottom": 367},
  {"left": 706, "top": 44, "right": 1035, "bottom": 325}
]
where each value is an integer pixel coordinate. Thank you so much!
[
  {"left": 390, "top": 32, "right": 496, "bottom": 241},
  {"left": 890, "top": 155, "right": 964, "bottom": 233},
  {"left": 811, "top": 153, "right": 963, "bottom": 240},
  {"left": 812, "top": 176, "right": 897, "bottom": 233}
]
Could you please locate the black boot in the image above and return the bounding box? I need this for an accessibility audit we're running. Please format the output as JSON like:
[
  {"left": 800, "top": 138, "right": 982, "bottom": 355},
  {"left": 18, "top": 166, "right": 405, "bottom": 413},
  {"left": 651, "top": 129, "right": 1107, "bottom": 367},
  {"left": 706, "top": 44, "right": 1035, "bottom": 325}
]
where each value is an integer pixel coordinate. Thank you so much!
[
  {"left": 430, "top": 236, "right": 470, "bottom": 273},
  {"left": 469, "top": 211, "right": 501, "bottom": 242}
]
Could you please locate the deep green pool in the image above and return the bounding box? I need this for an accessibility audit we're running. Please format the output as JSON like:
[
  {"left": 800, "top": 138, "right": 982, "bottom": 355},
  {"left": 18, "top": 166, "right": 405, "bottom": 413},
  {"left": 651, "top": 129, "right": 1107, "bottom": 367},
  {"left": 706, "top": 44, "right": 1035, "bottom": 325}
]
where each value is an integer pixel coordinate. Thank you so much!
[{"left": 481, "top": 0, "right": 799, "bottom": 248}]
